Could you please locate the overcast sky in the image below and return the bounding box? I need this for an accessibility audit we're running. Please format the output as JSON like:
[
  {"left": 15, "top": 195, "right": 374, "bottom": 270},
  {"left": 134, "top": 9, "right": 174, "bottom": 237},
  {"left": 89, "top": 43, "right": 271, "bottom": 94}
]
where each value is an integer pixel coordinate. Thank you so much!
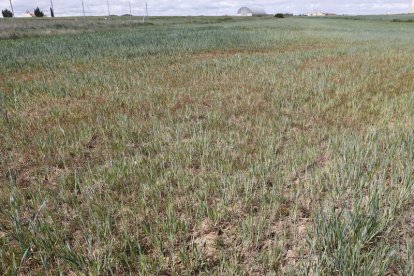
[{"left": 1, "top": 0, "right": 412, "bottom": 17}]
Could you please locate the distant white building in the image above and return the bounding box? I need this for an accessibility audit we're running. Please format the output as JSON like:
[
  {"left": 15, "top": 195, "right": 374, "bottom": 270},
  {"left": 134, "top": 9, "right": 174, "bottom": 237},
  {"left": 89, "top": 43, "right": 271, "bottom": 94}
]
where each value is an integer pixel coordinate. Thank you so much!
[
  {"left": 237, "top": 7, "right": 267, "bottom": 16},
  {"left": 306, "top": 12, "right": 336, "bottom": 17},
  {"left": 23, "top": 11, "right": 35, "bottom": 17},
  {"left": 306, "top": 12, "right": 325, "bottom": 16}
]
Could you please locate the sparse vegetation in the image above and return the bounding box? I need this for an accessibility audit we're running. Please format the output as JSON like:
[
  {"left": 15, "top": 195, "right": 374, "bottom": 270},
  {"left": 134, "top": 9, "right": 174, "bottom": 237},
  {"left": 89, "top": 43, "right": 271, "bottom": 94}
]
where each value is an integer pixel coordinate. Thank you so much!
[{"left": 1, "top": 15, "right": 414, "bottom": 274}]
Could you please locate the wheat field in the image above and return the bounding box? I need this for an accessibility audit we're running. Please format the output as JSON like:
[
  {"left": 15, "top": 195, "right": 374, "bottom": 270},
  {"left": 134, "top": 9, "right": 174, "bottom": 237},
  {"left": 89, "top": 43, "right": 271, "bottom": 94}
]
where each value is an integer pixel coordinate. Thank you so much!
[{"left": 1, "top": 15, "right": 414, "bottom": 274}]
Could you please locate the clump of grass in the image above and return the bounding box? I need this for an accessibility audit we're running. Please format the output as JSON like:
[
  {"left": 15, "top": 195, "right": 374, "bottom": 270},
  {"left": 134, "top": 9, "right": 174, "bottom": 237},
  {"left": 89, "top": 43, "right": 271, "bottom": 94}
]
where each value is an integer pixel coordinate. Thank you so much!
[
  {"left": 302, "top": 130, "right": 414, "bottom": 274},
  {"left": 309, "top": 192, "right": 398, "bottom": 274}
]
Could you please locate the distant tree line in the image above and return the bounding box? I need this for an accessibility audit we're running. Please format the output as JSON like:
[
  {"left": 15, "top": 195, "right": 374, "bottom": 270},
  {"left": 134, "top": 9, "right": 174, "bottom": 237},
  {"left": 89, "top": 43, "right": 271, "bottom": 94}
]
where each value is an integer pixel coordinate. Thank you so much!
[
  {"left": 1, "top": 7, "right": 47, "bottom": 18},
  {"left": 274, "top": 13, "right": 294, "bottom": 18},
  {"left": 34, "top": 7, "right": 44, "bottom": 17},
  {"left": 2, "top": 9, "right": 13, "bottom": 18}
]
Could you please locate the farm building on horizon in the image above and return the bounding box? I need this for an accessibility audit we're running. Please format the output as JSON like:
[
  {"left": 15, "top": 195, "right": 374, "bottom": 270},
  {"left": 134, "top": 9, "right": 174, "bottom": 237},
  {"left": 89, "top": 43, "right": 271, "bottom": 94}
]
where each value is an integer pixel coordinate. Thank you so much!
[
  {"left": 305, "top": 12, "right": 337, "bottom": 16},
  {"left": 23, "top": 11, "right": 36, "bottom": 17},
  {"left": 237, "top": 7, "right": 267, "bottom": 16}
]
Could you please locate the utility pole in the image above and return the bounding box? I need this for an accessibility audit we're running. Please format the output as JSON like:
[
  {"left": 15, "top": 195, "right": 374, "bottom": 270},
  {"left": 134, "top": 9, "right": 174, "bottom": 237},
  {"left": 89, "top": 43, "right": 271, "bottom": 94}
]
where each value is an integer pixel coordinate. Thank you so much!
[
  {"left": 143, "top": 1, "right": 148, "bottom": 22},
  {"left": 107, "top": 0, "right": 111, "bottom": 17},
  {"left": 81, "top": 0, "right": 86, "bottom": 17},
  {"left": 9, "top": 0, "right": 15, "bottom": 18},
  {"left": 129, "top": 1, "right": 132, "bottom": 17},
  {"left": 50, "top": 0, "right": 55, "bottom": 17}
]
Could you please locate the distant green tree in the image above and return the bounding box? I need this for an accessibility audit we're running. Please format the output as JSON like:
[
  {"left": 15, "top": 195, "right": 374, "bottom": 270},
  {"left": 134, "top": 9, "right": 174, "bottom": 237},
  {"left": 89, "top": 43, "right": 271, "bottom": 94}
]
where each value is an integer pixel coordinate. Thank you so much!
[
  {"left": 275, "top": 13, "right": 285, "bottom": 18},
  {"left": 2, "top": 9, "right": 13, "bottom": 18},
  {"left": 34, "top": 7, "right": 44, "bottom": 17}
]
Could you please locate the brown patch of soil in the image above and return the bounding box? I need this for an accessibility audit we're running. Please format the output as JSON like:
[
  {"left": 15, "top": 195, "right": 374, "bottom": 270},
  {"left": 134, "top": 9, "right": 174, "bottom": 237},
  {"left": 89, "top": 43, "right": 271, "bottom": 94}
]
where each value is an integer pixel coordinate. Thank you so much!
[
  {"left": 193, "top": 219, "right": 221, "bottom": 260},
  {"left": 269, "top": 217, "right": 312, "bottom": 271}
]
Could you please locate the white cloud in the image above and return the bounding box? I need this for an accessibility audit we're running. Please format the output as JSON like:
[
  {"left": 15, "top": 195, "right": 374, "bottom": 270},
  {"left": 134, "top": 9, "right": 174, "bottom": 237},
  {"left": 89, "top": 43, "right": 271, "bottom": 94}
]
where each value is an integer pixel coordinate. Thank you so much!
[{"left": 1, "top": 0, "right": 412, "bottom": 17}]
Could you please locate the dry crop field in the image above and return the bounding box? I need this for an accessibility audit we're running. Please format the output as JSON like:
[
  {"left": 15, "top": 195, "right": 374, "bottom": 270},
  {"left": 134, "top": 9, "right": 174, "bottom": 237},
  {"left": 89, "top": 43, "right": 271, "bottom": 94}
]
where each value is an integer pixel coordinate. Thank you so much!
[{"left": 1, "top": 15, "right": 414, "bottom": 274}]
